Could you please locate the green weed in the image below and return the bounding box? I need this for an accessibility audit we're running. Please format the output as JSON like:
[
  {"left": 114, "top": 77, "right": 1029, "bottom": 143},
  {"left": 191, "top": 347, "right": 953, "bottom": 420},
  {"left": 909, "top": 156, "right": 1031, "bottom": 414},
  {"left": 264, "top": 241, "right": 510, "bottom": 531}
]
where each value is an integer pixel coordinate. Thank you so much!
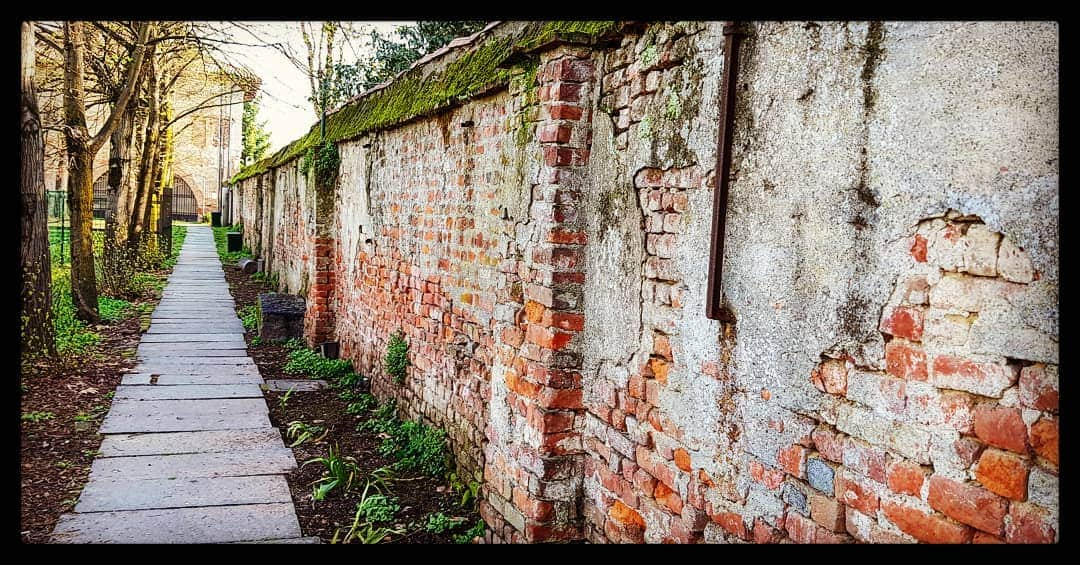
[
  {"left": 278, "top": 386, "right": 296, "bottom": 411},
  {"left": 384, "top": 332, "right": 409, "bottom": 384},
  {"left": 452, "top": 519, "right": 486, "bottom": 544},
  {"left": 286, "top": 420, "right": 328, "bottom": 447},
  {"left": 303, "top": 445, "right": 359, "bottom": 501},
  {"left": 97, "top": 296, "right": 133, "bottom": 323},
  {"left": 284, "top": 347, "right": 353, "bottom": 381},
  {"left": 424, "top": 512, "right": 465, "bottom": 534},
  {"left": 378, "top": 420, "right": 449, "bottom": 477},
  {"left": 21, "top": 411, "right": 55, "bottom": 423},
  {"left": 239, "top": 304, "right": 258, "bottom": 331}
]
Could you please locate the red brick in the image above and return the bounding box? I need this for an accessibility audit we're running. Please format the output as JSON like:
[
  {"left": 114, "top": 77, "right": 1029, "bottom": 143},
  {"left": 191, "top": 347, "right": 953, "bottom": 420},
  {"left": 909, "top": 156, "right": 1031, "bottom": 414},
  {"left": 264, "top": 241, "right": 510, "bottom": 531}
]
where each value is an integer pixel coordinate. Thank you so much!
[
  {"left": 975, "top": 448, "right": 1029, "bottom": 501},
  {"left": 653, "top": 334, "right": 672, "bottom": 361},
  {"left": 711, "top": 512, "right": 749, "bottom": 540},
  {"left": 777, "top": 444, "right": 807, "bottom": 479},
  {"left": 545, "top": 103, "right": 584, "bottom": 121},
  {"left": 810, "top": 359, "right": 847, "bottom": 395},
  {"left": 931, "top": 355, "right": 1017, "bottom": 397},
  {"left": 837, "top": 474, "right": 879, "bottom": 515},
  {"left": 886, "top": 459, "right": 926, "bottom": 497},
  {"left": 547, "top": 57, "right": 593, "bottom": 82},
  {"left": 810, "top": 492, "right": 846, "bottom": 533},
  {"left": 927, "top": 475, "right": 1007, "bottom": 535},
  {"left": 972, "top": 531, "right": 1006, "bottom": 543},
  {"left": 749, "top": 460, "right": 785, "bottom": 490},
  {"left": 973, "top": 404, "right": 1028, "bottom": 454},
  {"left": 842, "top": 440, "right": 887, "bottom": 484},
  {"left": 1019, "top": 364, "right": 1058, "bottom": 412},
  {"left": 608, "top": 500, "right": 646, "bottom": 543},
  {"left": 784, "top": 511, "right": 848, "bottom": 544},
  {"left": 537, "top": 123, "right": 573, "bottom": 143},
  {"left": 1029, "top": 416, "right": 1058, "bottom": 466},
  {"left": 911, "top": 234, "right": 928, "bottom": 262},
  {"left": 543, "top": 310, "right": 584, "bottom": 332},
  {"left": 673, "top": 448, "right": 691, "bottom": 472},
  {"left": 653, "top": 482, "right": 683, "bottom": 514},
  {"left": 752, "top": 518, "right": 783, "bottom": 544},
  {"left": 811, "top": 427, "right": 845, "bottom": 463},
  {"left": 1005, "top": 502, "right": 1056, "bottom": 544},
  {"left": 524, "top": 300, "right": 546, "bottom": 324},
  {"left": 885, "top": 340, "right": 928, "bottom": 381},
  {"left": 879, "top": 306, "right": 924, "bottom": 341},
  {"left": 881, "top": 499, "right": 973, "bottom": 544},
  {"left": 649, "top": 358, "right": 670, "bottom": 384}
]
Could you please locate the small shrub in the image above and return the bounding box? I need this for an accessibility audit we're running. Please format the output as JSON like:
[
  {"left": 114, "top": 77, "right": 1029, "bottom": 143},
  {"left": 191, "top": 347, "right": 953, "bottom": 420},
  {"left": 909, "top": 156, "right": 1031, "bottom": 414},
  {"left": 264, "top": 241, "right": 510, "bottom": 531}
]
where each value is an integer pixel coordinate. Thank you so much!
[
  {"left": 278, "top": 386, "right": 296, "bottom": 410},
  {"left": 345, "top": 393, "right": 378, "bottom": 415},
  {"left": 385, "top": 332, "right": 409, "bottom": 384},
  {"left": 239, "top": 304, "right": 258, "bottom": 331},
  {"left": 424, "top": 512, "right": 465, "bottom": 534},
  {"left": 250, "top": 335, "right": 262, "bottom": 347},
  {"left": 448, "top": 471, "right": 483, "bottom": 510},
  {"left": 284, "top": 347, "right": 353, "bottom": 381},
  {"left": 336, "top": 371, "right": 363, "bottom": 389}
]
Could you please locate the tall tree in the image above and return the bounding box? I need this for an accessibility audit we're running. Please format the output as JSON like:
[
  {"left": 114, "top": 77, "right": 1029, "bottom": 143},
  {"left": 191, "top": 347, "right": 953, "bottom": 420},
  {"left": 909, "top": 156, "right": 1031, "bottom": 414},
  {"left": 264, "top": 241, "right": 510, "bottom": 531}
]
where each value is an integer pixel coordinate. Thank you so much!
[
  {"left": 241, "top": 96, "right": 271, "bottom": 166},
  {"left": 21, "top": 21, "right": 54, "bottom": 356},
  {"left": 322, "top": 21, "right": 488, "bottom": 108},
  {"left": 62, "top": 20, "right": 150, "bottom": 322}
]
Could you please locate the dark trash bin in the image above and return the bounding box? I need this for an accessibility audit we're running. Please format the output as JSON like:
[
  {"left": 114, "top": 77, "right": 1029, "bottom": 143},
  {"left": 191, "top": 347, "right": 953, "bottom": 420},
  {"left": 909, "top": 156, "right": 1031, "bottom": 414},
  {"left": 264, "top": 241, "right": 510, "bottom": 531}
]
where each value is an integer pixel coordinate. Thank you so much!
[
  {"left": 227, "top": 231, "right": 242, "bottom": 252},
  {"left": 211, "top": 212, "right": 221, "bottom": 227}
]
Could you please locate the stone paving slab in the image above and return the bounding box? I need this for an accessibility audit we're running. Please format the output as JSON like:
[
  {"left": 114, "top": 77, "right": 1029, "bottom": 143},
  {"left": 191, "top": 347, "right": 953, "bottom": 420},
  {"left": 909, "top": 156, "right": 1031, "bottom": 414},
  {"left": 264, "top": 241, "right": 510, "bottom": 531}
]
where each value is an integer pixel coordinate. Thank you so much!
[
  {"left": 137, "top": 349, "right": 251, "bottom": 358},
  {"left": 262, "top": 379, "right": 329, "bottom": 392},
  {"left": 114, "top": 384, "right": 265, "bottom": 400},
  {"left": 89, "top": 448, "right": 296, "bottom": 481},
  {"left": 147, "top": 325, "right": 245, "bottom": 334},
  {"left": 140, "top": 334, "right": 246, "bottom": 343},
  {"left": 52, "top": 503, "right": 302, "bottom": 544},
  {"left": 134, "top": 358, "right": 257, "bottom": 370},
  {"left": 122, "top": 373, "right": 263, "bottom": 386},
  {"left": 99, "top": 409, "right": 270, "bottom": 433},
  {"left": 74, "top": 475, "right": 293, "bottom": 512},
  {"left": 100, "top": 428, "right": 286, "bottom": 457},
  {"left": 137, "top": 341, "right": 247, "bottom": 351}
]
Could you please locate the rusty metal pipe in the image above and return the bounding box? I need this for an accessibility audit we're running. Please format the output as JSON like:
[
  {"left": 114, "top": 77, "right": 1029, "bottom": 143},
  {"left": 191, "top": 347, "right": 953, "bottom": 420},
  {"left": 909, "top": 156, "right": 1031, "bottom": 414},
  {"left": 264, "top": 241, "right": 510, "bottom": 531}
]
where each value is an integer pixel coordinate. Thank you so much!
[{"left": 706, "top": 21, "right": 748, "bottom": 320}]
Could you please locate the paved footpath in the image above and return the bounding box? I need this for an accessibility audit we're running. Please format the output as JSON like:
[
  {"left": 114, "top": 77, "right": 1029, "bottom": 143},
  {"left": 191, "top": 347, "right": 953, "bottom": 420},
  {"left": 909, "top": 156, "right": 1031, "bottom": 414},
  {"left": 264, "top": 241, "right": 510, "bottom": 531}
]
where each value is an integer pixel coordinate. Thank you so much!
[{"left": 52, "top": 226, "right": 315, "bottom": 544}]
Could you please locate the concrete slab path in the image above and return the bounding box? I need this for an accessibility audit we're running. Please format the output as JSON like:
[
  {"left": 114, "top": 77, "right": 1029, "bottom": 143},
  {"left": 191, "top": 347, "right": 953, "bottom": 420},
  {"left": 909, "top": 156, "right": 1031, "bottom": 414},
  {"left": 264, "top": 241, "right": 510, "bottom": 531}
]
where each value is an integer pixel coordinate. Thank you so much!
[{"left": 52, "top": 226, "right": 311, "bottom": 544}]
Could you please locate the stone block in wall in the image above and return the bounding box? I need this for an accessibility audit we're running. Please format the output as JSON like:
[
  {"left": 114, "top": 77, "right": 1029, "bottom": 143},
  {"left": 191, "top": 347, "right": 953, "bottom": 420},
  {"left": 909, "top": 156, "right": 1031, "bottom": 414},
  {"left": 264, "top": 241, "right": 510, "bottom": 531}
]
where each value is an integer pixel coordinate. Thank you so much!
[{"left": 258, "top": 293, "right": 305, "bottom": 342}]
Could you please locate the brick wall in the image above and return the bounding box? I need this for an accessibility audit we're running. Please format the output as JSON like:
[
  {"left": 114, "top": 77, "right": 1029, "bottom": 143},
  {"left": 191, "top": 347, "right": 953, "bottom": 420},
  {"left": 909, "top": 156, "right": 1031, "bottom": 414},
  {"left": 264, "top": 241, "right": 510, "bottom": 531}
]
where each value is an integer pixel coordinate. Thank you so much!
[{"left": 235, "top": 21, "right": 1058, "bottom": 543}]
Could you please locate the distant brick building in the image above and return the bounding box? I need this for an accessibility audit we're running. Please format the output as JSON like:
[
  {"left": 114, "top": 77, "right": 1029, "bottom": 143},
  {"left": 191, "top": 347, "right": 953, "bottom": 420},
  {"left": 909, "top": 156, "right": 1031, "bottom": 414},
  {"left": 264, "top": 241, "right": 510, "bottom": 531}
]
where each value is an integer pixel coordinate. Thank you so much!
[{"left": 42, "top": 70, "right": 244, "bottom": 219}]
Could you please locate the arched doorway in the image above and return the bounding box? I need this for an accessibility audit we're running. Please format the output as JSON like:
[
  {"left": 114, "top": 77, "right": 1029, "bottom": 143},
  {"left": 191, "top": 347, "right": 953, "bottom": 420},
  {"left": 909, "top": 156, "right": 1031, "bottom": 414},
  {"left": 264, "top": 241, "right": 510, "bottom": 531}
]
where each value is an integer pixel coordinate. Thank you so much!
[{"left": 90, "top": 174, "right": 200, "bottom": 222}]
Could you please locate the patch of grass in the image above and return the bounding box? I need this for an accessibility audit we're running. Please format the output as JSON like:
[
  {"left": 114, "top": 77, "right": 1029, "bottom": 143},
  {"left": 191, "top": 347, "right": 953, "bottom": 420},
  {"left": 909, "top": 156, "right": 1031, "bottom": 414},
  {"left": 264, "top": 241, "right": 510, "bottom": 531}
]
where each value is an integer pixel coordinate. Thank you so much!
[
  {"left": 357, "top": 400, "right": 398, "bottom": 434},
  {"left": 284, "top": 347, "right": 353, "bottom": 381},
  {"left": 98, "top": 296, "right": 133, "bottom": 323},
  {"left": 239, "top": 304, "right": 258, "bottom": 331},
  {"left": 250, "top": 335, "right": 262, "bottom": 347},
  {"left": 21, "top": 411, "right": 56, "bottom": 423},
  {"left": 212, "top": 226, "right": 254, "bottom": 264},
  {"left": 280, "top": 337, "right": 305, "bottom": 351},
  {"left": 51, "top": 265, "right": 100, "bottom": 357},
  {"left": 335, "top": 371, "right": 363, "bottom": 389},
  {"left": 384, "top": 332, "right": 409, "bottom": 384}
]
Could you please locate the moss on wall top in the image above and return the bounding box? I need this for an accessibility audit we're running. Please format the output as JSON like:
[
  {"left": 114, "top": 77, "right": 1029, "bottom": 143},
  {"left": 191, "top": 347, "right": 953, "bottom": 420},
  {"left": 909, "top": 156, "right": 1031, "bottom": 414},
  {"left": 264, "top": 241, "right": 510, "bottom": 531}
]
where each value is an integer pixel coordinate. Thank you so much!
[{"left": 231, "top": 21, "right": 621, "bottom": 184}]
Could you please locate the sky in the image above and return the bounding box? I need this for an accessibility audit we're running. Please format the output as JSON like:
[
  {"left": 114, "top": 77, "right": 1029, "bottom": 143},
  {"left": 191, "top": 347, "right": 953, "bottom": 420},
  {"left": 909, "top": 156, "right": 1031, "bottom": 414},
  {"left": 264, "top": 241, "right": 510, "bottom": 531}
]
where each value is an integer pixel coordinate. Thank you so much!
[{"left": 213, "top": 22, "right": 408, "bottom": 153}]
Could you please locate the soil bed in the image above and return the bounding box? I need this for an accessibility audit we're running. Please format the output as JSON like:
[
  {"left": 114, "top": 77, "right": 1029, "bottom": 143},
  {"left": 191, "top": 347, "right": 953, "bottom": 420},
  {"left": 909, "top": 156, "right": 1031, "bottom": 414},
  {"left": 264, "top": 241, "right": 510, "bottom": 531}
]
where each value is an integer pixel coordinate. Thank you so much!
[{"left": 222, "top": 260, "right": 482, "bottom": 544}]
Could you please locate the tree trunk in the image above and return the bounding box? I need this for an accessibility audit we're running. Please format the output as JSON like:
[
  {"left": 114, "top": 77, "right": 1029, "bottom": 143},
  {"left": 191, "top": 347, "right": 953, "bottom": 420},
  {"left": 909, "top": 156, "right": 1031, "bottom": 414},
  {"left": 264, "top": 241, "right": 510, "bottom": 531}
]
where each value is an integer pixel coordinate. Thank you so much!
[
  {"left": 129, "top": 60, "right": 159, "bottom": 245},
  {"left": 157, "top": 99, "right": 175, "bottom": 257},
  {"left": 21, "top": 21, "right": 55, "bottom": 356},
  {"left": 63, "top": 21, "right": 99, "bottom": 322},
  {"left": 105, "top": 102, "right": 136, "bottom": 247}
]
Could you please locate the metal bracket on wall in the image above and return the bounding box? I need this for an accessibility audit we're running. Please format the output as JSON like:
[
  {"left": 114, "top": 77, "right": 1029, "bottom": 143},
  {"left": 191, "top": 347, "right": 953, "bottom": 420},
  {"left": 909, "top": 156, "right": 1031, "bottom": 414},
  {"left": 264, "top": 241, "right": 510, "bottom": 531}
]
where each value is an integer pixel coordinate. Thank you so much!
[{"left": 705, "top": 21, "right": 750, "bottom": 321}]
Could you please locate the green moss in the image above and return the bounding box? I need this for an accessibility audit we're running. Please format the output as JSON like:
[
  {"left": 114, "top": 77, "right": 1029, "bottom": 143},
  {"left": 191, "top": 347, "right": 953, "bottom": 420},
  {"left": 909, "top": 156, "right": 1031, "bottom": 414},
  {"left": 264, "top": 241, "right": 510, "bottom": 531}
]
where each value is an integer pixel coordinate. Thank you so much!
[{"left": 231, "top": 21, "right": 622, "bottom": 184}]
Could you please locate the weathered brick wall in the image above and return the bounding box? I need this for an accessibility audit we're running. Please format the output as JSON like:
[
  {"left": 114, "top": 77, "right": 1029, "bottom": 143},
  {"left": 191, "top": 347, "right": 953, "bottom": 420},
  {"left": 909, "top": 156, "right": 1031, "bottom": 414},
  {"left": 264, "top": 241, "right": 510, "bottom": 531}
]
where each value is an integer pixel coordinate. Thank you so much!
[{"left": 234, "top": 21, "right": 1058, "bottom": 544}]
